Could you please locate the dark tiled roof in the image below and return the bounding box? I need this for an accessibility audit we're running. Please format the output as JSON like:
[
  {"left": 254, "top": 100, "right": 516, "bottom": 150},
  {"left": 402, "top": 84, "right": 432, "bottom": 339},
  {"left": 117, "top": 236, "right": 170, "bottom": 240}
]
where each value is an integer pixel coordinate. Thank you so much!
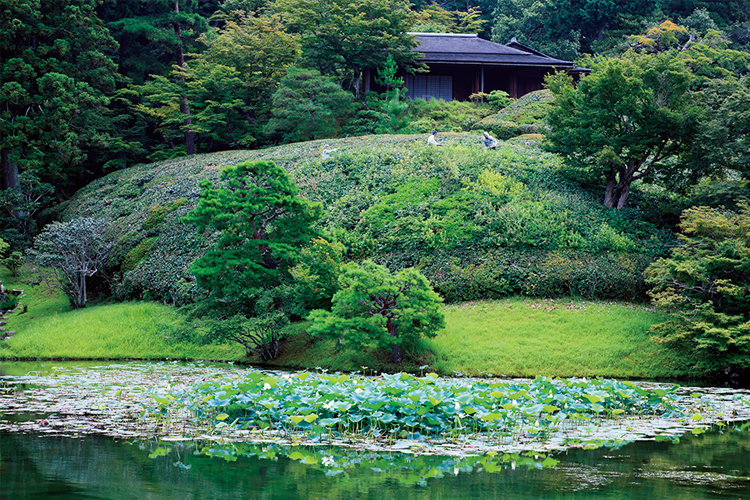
[{"left": 411, "top": 33, "right": 576, "bottom": 68}]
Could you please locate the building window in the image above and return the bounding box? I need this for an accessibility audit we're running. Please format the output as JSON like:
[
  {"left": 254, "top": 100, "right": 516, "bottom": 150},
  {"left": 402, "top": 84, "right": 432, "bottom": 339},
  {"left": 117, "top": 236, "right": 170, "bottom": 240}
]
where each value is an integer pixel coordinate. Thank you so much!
[{"left": 404, "top": 75, "right": 452, "bottom": 101}]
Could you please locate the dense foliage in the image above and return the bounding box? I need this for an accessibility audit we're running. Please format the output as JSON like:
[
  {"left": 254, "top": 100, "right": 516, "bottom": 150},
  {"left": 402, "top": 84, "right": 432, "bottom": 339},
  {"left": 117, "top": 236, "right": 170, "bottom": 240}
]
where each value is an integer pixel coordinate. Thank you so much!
[
  {"left": 645, "top": 204, "right": 750, "bottom": 373},
  {"left": 60, "top": 135, "right": 673, "bottom": 309},
  {"left": 308, "top": 261, "right": 445, "bottom": 363}
]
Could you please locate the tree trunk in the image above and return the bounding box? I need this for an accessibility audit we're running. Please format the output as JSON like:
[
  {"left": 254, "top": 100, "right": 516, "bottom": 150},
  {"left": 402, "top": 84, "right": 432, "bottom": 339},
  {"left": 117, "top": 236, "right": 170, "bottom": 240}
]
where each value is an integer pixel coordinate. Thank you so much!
[
  {"left": 352, "top": 70, "right": 362, "bottom": 100},
  {"left": 1, "top": 148, "right": 19, "bottom": 191},
  {"left": 173, "top": 1, "right": 195, "bottom": 155},
  {"left": 180, "top": 97, "right": 195, "bottom": 155},
  {"left": 603, "top": 173, "right": 618, "bottom": 208},
  {"left": 387, "top": 318, "right": 403, "bottom": 364},
  {"left": 616, "top": 182, "right": 631, "bottom": 209}
]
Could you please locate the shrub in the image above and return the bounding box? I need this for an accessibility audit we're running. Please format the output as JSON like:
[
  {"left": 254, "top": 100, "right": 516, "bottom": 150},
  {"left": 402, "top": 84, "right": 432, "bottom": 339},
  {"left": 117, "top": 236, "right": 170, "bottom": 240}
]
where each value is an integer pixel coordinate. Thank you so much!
[
  {"left": 487, "top": 90, "right": 512, "bottom": 110},
  {"left": 645, "top": 204, "right": 750, "bottom": 373},
  {"left": 288, "top": 237, "right": 346, "bottom": 316},
  {"left": 308, "top": 261, "right": 445, "bottom": 363},
  {"left": 0, "top": 295, "right": 19, "bottom": 311},
  {"left": 143, "top": 198, "right": 188, "bottom": 231},
  {"left": 121, "top": 237, "right": 158, "bottom": 274}
]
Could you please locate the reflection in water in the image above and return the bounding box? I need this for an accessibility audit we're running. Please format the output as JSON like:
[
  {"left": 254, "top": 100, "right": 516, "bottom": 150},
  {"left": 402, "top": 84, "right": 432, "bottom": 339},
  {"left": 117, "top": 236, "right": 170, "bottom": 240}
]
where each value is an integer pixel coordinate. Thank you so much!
[{"left": 1, "top": 427, "right": 749, "bottom": 500}]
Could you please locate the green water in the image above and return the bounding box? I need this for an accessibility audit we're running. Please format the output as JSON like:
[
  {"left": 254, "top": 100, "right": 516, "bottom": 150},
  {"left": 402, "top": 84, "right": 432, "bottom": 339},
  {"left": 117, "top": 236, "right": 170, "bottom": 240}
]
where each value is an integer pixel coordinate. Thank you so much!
[{"left": 1, "top": 428, "right": 749, "bottom": 499}]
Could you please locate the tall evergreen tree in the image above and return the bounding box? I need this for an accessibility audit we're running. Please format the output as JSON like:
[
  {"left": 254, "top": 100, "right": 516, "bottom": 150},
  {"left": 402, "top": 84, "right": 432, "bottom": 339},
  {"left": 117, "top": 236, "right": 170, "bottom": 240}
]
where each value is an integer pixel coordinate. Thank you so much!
[
  {"left": 0, "top": 0, "right": 121, "bottom": 196},
  {"left": 99, "top": 0, "right": 211, "bottom": 155}
]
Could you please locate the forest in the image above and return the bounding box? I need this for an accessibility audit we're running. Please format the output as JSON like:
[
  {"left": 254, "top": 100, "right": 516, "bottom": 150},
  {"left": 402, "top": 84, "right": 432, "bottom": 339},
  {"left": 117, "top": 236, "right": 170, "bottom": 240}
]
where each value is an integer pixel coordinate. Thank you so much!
[{"left": 2, "top": 0, "right": 749, "bottom": 215}]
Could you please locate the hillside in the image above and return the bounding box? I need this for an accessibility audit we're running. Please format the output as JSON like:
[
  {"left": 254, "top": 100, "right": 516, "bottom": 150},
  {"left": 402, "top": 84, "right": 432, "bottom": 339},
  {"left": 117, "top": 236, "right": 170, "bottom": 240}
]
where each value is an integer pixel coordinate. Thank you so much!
[{"left": 60, "top": 133, "right": 674, "bottom": 306}]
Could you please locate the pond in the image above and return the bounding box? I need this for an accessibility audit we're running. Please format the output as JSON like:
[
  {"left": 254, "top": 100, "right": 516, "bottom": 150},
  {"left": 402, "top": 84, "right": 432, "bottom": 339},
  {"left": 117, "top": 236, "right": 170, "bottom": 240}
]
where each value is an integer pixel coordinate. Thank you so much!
[
  {"left": 2, "top": 428, "right": 750, "bottom": 499},
  {"left": 1, "top": 362, "right": 749, "bottom": 499}
]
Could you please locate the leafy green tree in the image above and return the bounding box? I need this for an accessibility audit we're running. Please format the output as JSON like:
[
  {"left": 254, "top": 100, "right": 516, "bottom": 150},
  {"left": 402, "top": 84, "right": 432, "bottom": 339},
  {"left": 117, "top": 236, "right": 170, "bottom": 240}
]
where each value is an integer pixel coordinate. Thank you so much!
[
  {"left": 182, "top": 160, "right": 323, "bottom": 301},
  {"left": 1, "top": 251, "right": 23, "bottom": 277},
  {"left": 688, "top": 75, "right": 750, "bottom": 181},
  {"left": 545, "top": 52, "right": 701, "bottom": 209},
  {"left": 645, "top": 204, "right": 750, "bottom": 372},
  {"left": 266, "top": 68, "right": 355, "bottom": 143},
  {"left": 412, "top": 4, "right": 486, "bottom": 34},
  {"left": 308, "top": 261, "right": 445, "bottom": 364},
  {"left": 289, "top": 237, "right": 346, "bottom": 314},
  {"left": 491, "top": 0, "right": 581, "bottom": 60},
  {"left": 188, "top": 13, "right": 300, "bottom": 149},
  {"left": 0, "top": 0, "right": 121, "bottom": 195},
  {"left": 271, "top": 0, "right": 420, "bottom": 97},
  {"left": 28, "top": 218, "right": 112, "bottom": 309}
]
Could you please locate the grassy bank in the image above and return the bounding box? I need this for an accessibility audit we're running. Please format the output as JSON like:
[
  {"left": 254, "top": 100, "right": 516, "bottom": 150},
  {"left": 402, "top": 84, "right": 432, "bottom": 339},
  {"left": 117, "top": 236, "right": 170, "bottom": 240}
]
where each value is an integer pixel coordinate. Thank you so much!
[
  {"left": 267, "top": 297, "right": 689, "bottom": 380},
  {"left": 0, "top": 271, "right": 689, "bottom": 379},
  {"left": 0, "top": 271, "right": 244, "bottom": 361}
]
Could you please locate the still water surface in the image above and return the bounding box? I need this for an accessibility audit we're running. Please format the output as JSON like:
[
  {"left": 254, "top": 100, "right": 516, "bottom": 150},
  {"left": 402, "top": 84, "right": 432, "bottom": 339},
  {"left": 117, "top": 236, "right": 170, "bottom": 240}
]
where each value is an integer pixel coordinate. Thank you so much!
[
  {"left": 1, "top": 361, "right": 749, "bottom": 499},
  {"left": 2, "top": 424, "right": 749, "bottom": 499}
]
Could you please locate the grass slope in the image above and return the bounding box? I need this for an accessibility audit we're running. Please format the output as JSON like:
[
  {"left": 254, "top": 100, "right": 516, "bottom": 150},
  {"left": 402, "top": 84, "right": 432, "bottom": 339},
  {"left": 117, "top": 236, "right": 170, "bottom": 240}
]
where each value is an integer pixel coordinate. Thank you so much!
[
  {"left": 0, "top": 270, "right": 244, "bottom": 361},
  {"left": 58, "top": 132, "right": 670, "bottom": 306},
  {"left": 0, "top": 271, "right": 689, "bottom": 379},
  {"left": 267, "top": 298, "right": 688, "bottom": 379}
]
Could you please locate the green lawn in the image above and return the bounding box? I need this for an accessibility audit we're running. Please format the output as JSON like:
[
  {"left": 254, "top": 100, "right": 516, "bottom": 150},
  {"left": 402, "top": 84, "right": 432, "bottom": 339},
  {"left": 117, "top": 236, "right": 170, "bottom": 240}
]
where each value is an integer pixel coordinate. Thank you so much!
[
  {"left": 0, "top": 270, "right": 244, "bottom": 361},
  {"left": 0, "top": 270, "right": 691, "bottom": 379},
  {"left": 426, "top": 297, "right": 688, "bottom": 379}
]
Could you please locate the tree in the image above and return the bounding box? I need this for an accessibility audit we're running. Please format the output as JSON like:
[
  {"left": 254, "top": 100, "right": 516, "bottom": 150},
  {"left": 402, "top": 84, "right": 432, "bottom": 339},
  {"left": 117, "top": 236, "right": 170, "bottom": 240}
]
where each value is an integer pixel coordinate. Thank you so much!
[
  {"left": 412, "top": 4, "right": 486, "bottom": 34},
  {"left": 28, "top": 218, "right": 112, "bottom": 309},
  {"left": 182, "top": 160, "right": 323, "bottom": 302},
  {"left": 102, "top": 0, "right": 212, "bottom": 156},
  {"left": 0, "top": 0, "right": 121, "bottom": 196},
  {"left": 271, "top": 0, "right": 421, "bottom": 97},
  {"left": 188, "top": 13, "right": 300, "bottom": 149},
  {"left": 491, "top": 0, "right": 581, "bottom": 60},
  {"left": 134, "top": 12, "right": 299, "bottom": 156},
  {"left": 99, "top": 0, "right": 209, "bottom": 85},
  {"left": 547, "top": 0, "right": 659, "bottom": 54},
  {"left": 687, "top": 75, "right": 750, "bottom": 181},
  {"left": 308, "top": 261, "right": 445, "bottom": 364},
  {"left": 545, "top": 52, "right": 701, "bottom": 209},
  {"left": 265, "top": 68, "right": 355, "bottom": 143},
  {"left": 645, "top": 203, "right": 750, "bottom": 373}
]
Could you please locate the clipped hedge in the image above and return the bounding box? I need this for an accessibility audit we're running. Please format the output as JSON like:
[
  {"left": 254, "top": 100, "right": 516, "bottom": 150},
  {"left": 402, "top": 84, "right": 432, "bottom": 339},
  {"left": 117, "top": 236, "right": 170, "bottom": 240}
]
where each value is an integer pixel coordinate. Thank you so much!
[
  {"left": 477, "top": 89, "right": 553, "bottom": 139},
  {"left": 416, "top": 249, "right": 651, "bottom": 303},
  {"left": 62, "top": 133, "right": 672, "bottom": 305}
]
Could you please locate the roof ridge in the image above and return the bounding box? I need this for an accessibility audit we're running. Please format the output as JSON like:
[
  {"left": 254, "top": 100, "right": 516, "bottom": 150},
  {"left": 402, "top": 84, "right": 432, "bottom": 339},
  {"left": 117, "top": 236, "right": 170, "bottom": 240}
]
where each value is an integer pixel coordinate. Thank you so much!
[{"left": 408, "top": 32, "right": 479, "bottom": 38}]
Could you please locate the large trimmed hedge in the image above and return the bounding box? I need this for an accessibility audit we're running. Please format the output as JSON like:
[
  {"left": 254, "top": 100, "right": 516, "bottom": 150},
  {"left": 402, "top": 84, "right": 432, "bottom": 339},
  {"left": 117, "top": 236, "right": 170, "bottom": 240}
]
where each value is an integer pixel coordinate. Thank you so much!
[{"left": 62, "top": 134, "right": 673, "bottom": 304}]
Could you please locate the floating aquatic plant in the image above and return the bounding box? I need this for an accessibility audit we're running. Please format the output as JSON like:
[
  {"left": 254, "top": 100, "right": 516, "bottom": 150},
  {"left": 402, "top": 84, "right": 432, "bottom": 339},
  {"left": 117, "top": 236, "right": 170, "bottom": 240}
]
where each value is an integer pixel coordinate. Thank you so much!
[{"left": 0, "top": 363, "right": 748, "bottom": 458}]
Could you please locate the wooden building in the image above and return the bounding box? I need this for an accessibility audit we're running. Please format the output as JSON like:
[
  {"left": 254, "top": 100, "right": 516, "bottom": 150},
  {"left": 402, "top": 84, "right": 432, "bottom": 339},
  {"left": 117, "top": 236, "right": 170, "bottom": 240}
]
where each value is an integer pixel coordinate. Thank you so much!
[{"left": 366, "top": 33, "right": 587, "bottom": 101}]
